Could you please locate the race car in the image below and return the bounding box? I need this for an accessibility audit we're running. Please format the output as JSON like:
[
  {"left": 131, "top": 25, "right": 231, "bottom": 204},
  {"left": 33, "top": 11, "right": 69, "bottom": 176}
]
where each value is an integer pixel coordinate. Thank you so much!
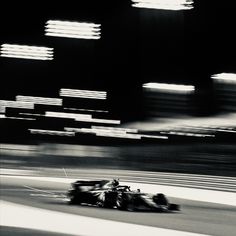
[
  {"left": 67, "top": 179, "right": 180, "bottom": 212},
  {"left": 67, "top": 179, "right": 120, "bottom": 208}
]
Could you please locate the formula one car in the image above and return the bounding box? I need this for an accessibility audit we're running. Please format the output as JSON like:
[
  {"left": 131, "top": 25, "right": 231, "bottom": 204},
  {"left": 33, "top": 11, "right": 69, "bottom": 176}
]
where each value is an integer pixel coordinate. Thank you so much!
[{"left": 67, "top": 179, "right": 180, "bottom": 212}]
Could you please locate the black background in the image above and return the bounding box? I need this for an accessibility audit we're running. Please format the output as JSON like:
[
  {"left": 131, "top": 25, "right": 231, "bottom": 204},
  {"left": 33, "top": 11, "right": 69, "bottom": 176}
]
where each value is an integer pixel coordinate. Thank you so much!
[{"left": 0, "top": 0, "right": 236, "bottom": 120}]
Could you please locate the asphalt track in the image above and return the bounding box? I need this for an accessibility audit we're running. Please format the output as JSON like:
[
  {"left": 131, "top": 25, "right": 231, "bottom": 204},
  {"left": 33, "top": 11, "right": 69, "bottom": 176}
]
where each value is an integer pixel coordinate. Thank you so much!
[{"left": 1, "top": 174, "right": 236, "bottom": 236}]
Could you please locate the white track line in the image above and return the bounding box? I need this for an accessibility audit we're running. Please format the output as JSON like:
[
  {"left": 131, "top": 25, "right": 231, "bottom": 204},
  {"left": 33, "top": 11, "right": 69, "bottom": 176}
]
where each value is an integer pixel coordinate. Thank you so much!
[{"left": 0, "top": 200, "right": 210, "bottom": 236}]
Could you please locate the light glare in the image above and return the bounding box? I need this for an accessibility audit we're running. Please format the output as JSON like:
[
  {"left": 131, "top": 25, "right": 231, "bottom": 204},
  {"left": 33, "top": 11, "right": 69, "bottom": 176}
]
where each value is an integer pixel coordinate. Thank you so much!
[
  {"left": 131, "top": 0, "right": 194, "bottom": 10},
  {"left": 60, "top": 88, "right": 107, "bottom": 100},
  {"left": 45, "top": 20, "right": 101, "bottom": 40},
  {"left": 16, "top": 96, "right": 62, "bottom": 106},
  {"left": 211, "top": 73, "right": 236, "bottom": 84},
  {"left": 143, "top": 82, "right": 195, "bottom": 93},
  {"left": 0, "top": 44, "right": 53, "bottom": 60}
]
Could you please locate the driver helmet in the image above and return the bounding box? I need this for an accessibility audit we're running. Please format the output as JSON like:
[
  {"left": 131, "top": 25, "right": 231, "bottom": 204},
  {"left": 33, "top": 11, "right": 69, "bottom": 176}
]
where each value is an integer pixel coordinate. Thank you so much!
[{"left": 112, "top": 179, "right": 119, "bottom": 187}]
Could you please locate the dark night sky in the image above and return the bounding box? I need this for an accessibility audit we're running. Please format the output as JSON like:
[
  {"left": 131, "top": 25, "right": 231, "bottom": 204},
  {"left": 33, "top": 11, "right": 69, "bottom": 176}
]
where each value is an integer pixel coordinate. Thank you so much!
[{"left": 0, "top": 0, "right": 236, "bottom": 120}]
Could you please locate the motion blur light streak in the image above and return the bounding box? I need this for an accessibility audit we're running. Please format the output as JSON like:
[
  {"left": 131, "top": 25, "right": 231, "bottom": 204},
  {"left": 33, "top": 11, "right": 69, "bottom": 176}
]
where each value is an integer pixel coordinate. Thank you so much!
[
  {"left": 211, "top": 73, "right": 236, "bottom": 84},
  {"left": 19, "top": 113, "right": 44, "bottom": 117},
  {"left": 143, "top": 82, "right": 195, "bottom": 93},
  {"left": 45, "top": 20, "right": 101, "bottom": 40},
  {"left": 0, "top": 44, "right": 53, "bottom": 60},
  {"left": 160, "top": 131, "right": 215, "bottom": 137},
  {"left": 65, "top": 127, "right": 96, "bottom": 134},
  {"left": 131, "top": 0, "right": 194, "bottom": 10},
  {"left": 91, "top": 125, "right": 138, "bottom": 133},
  {"left": 16, "top": 96, "right": 62, "bottom": 106},
  {"left": 45, "top": 111, "right": 92, "bottom": 120},
  {"left": 45, "top": 111, "right": 120, "bottom": 124},
  {"left": 141, "top": 134, "right": 168, "bottom": 139},
  {"left": 29, "top": 129, "right": 75, "bottom": 136},
  {"left": 65, "top": 127, "right": 167, "bottom": 140},
  {"left": 0, "top": 100, "right": 34, "bottom": 113},
  {"left": 60, "top": 88, "right": 107, "bottom": 99},
  {"left": 89, "top": 118, "right": 120, "bottom": 124},
  {"left": 0, "top": 114, "right": 35, "bottom": 121},
  {"left": 95, "top": 132, "right": 142, "bottom": 139},
  {"left": 212, "top": 73, "right": 236, "bottom": 112},
  {"left": 65, "top": 127, "right": 140, "bottom": 139},
  {"left": 64, "top": 107, "right": 109, "bottom": 113}
]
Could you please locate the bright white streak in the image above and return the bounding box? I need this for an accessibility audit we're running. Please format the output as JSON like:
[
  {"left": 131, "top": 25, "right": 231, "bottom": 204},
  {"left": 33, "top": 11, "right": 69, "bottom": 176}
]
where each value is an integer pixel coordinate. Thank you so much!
[
  {"left": 143, "top": 82, "right": 195, "bottom": 93},
  {"left": 45, "top": 32, "right": 100, "bottom": 40},
  {"left": 60, "top": 88, "right": 107, "bottom": 99},
  {"left": 1, "top": 49, "right": 53, "bottom": 57},
  {"left": 211, "top": 73, "right": 236, "bottom": 84},
  {"left": 30, "top": 111, "right": 119, "bottom": 124},
  {"left": 131, "top": 0, "right": 194, "bottom": 10},
  {"left": 91, "top": 125, "right": 138, "bottom": 133},
  {"left": 96, "top": 132, "right": 142, "bottom": 139},
  {"left": 1, "top": 44, "right": 53, "bottom": 52},
  {"left": 141, "top": 134, "right": 168, "bottom": 139},
  {"left": 64, "top": 107, "right": 109, "bottom": 113},
  {"left": 45, "top": 111, "right": 92, "bottom": 119},
  {"left": 161, "top": 131, "right": 215, "bottom": 137},
  {"left": 29, "top": 129, "right": 75, "bottom": 136},
  {"left": 46, "top": 20, "right": 101, "bottom": 28},
  {"left": 16, "top": 96, "right": 62, "bottom": 106},
  {"left": 45, "top": 27, "right": 100, "bottom": 34},
  {"left": 0, "top": 54, "right": 53, "bottom": 60},
  {"left": 0, "top": 114, "right": 35, "bottom": 120},
  {"left": 1, "top": 44, "right": 53, "bottom": 60},
  {"left": 45, "top": 20, "right": 101, "bottom": 39},
  {"left": 0, "top": 100, "right": 34, "bottom": 113}
]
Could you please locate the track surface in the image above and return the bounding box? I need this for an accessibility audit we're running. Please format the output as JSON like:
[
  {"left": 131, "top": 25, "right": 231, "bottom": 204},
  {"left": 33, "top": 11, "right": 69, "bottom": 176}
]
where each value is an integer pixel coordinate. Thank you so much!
[{"left": 1, "top": 175, "right": 236, "bottom": 236}]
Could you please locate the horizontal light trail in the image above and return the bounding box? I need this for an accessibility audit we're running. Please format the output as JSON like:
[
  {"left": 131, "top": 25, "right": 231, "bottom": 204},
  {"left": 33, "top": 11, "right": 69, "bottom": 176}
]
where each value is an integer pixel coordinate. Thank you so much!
[
  {"left": 29, "top": 129, "right": 75, "bottom": 136},
  {"left": 89, "top": 118, "right": 120, "bottom": 124},
  {"left": 132, "top": 0, "right": 194, "bottom": 10},
  {"left": 211, "top": 73, "right": 236, "bottom": 84},
  {"left": 0, "top": 54, "right": 53, "bottom": 60},
  {"left": 46, "top": 112, "right": 120, "bottom": 124},
  {"left": 143, "top": 82, "right": 195, "bottom": 93},
  {"left": 45, "top": 32, "right": 100, "bottom": 40},
  {"left": 0, "top": 115, "right": 35, "bottom": 120},
  {"left": 160, "top": 131, "right": 215, "bottom": 137},
  {"left": 45, "top": 20, "right": 101, "bottom": 40},
  {"left": 0, "top": 100, "right": 34, "bottom": 113},
  {"left": 64, "top": 107, "right": 109, "bottom": 113},
  {"left": 65, "top": 127, "right": 167, "bottom": 139},
  {"left": 141, "top": 134, "right": 168, "bottom": 139},
  {"left": 16, "top": 96, "right": 62, "bottom": 106},
  {"left": 95, "top": 132, "right": 142, "bottom": 139},
  {"left": 19, "top": 113, "right": 44, "bottom": 117},
  {"left": 0, "top": 44, "right": 53, "bottom": 60},
  {"left": 45, "top": 111, "right": 92, "bottom": 120},
  {"left": 123, "top": 113, "right": 236, "bottom": 133},
  {"left": 0, "top": 200, "right": 210, "bottom": 236},
  {"left": 60, "top": 88, "right": 107, "bottom": 99},
  {"left": 91, "top": 125, "right": 138, "bottom": 133},
  {"left": 46, "top": 20, "right": 101, "bottom": 28},
  {"left": 184, "top": 126, "right": 236, "bottom": 134}
]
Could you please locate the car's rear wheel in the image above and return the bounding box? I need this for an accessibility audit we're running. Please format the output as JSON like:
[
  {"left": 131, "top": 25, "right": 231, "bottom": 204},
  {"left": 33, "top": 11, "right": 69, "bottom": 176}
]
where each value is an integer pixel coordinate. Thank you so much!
[{"left": 116, "top": 194, "right": 129, "bottom": 210}]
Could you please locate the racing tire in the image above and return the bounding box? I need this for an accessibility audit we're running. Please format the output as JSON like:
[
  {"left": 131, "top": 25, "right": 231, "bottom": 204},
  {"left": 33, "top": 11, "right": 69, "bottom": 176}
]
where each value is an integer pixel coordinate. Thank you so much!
[{"left": 116, "top": 195, "right": 129, "bottom": 211}]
